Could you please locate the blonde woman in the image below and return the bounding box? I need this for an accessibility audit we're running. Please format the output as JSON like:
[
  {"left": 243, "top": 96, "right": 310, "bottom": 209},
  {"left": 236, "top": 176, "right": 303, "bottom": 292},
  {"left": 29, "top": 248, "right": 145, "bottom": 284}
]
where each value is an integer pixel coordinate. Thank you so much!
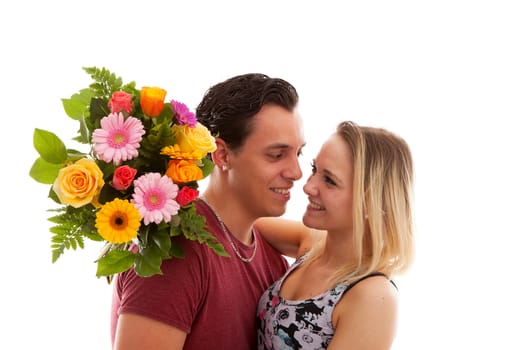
[{"left": 256, "top": 121, "right": 415, "bottom": 349}]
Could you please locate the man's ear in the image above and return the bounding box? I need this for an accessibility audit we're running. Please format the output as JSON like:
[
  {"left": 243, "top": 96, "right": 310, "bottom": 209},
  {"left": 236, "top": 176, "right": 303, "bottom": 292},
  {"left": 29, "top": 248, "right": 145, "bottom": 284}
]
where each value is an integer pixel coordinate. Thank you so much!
[{"left": 211, "top": 138, "right": 229, "bottom": 170}]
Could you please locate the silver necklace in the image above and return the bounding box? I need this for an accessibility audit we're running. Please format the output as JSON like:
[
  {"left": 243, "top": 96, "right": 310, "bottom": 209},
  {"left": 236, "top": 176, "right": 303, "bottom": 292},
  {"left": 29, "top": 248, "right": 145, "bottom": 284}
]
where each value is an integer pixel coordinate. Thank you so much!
[{"left": 200, "top": 197, "right": 257, "bottom": 263}]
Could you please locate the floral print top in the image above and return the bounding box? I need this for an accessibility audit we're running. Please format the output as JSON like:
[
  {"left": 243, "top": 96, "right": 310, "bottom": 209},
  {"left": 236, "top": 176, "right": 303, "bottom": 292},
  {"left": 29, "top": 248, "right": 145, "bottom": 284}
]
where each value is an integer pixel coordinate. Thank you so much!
[{"left": 256, "top": 256, "right": 392, "bottom": 349}]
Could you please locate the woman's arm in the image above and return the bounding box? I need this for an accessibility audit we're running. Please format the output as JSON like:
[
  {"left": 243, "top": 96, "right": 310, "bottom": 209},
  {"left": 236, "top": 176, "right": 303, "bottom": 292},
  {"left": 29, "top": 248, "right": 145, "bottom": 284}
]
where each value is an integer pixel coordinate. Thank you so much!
[{"left": 255, "top": 217, "right": 324, "bottom": 258}]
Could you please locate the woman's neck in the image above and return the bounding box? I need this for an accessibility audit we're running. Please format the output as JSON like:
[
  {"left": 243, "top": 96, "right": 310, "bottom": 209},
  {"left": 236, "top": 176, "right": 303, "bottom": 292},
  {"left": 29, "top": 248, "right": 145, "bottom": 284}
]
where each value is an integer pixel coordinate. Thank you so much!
[{"left": 316, "top": 232, "right": 356, "bottom": 268}]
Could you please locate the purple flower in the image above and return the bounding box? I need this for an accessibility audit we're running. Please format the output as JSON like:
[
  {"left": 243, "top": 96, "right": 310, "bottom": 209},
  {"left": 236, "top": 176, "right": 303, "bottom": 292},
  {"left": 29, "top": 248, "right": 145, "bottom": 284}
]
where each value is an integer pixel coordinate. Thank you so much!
[{"left": 171, "top": 100, "right": 197, "bottom": 126}]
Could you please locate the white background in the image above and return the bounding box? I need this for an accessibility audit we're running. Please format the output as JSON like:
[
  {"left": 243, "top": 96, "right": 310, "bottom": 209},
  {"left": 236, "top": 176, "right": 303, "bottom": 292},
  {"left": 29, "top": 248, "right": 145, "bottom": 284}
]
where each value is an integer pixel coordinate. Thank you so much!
[{"left": 1, "top": 1, "right": 524, "bottom": 349}]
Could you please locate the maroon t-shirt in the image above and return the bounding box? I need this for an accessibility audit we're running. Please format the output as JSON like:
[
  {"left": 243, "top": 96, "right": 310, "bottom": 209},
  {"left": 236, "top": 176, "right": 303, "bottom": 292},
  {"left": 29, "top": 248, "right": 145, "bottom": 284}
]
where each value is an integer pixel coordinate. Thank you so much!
[{"left": 110, "top": 200, "right": 289, "bottom": 349}]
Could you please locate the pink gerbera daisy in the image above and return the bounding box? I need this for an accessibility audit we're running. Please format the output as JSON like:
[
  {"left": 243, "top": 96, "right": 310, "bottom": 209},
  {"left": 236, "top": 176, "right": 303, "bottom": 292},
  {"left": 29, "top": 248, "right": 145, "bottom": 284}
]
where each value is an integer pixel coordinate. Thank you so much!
[
  {"left": 131, "top": 173, "right": 180, "bottom": 225},
  {"left": 170, "top": 100, "right": 197, "bottom": 126},
  {"left": 92, "top": 112, "right": 145, "bottom": 165}
]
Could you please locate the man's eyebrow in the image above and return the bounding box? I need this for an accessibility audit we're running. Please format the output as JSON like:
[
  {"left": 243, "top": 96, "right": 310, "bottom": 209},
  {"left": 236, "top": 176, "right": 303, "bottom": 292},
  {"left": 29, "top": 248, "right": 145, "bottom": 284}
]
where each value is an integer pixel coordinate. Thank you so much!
[{"left": 265, "top": 142, "right": 307, "bottom": 150}]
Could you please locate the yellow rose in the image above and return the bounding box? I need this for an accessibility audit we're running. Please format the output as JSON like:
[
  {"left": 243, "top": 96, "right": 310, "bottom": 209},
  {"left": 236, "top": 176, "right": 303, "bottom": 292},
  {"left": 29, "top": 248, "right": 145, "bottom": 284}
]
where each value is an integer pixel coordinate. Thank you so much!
[
  {"left": 173, "top": 123, "right": 217, "bottom": 159},
  {"left": 53, "top": 158, "right": 105, "bottom": 208},
  {"left": 165, "top": 159, "right": 204, "bottom": 184}
]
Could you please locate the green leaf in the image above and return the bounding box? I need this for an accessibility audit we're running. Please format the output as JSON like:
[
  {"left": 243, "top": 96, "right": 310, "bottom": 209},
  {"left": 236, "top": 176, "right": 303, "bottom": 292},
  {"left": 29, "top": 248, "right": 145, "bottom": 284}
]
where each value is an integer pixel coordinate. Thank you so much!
[
  {"left": 155, "top": 104, "right": 174, "bottom": 124},
  {"left": 96, "top": 250, "right": 135, "bottom": 277},
  {"left": 78, "top": 115, "right": 91, "bottom": 144},
  {"left": 47, "top": 186, "right": 61, "bottom": 204},
  {"left": 150, "top": 228, "right": 172, "bottom": 259},
  {"left": 131, "top": 226, "right": 173, "bottom": 277},
  {"left": 95, "top": 160, "right": 116, "bottom": 179},
  {"left": 170, "top": 241, "right": 185, "bottom": 258},
  {"left": 98, "top": 183, "right": 125, "bottom": 204},
  {"left": 33, "top": 128, "right": 68, "bottom": 164},
  {"left": 142, "top": 122, "right": 177, "bottom": 154},
  {"left": 29, "top": 157, "right": 63, "bottom": 184},
  {"left": 90, "top": 98, "right": 110, "bottom": 129},
  {"left": 62, "top": 98, "right": 85, "bottom": 120},
  {"left": 61, "top": 88, "right": 92, "bottom": 121},
  {"left": 66, "top": 148, "right": 87, "bottom": 161},
  {"left": 134, "top": 246, "right": 164, "bottom": 277},
  {"left": 200, "top": 157, "right": 215, "bottom": 178}
]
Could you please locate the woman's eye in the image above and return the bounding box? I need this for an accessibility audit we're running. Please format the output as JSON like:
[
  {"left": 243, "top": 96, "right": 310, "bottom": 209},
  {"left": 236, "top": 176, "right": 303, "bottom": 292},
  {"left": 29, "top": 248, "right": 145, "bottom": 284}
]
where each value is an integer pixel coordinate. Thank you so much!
[{"left": 324, "top": 176, "right": 336, "bottom": 186}]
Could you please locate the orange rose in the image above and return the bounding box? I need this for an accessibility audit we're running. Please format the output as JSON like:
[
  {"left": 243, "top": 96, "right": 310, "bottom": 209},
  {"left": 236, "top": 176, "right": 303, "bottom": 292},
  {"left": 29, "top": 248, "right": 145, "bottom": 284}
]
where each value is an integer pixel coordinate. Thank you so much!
[
  {"left": 52, "top": 158, "right": 105, "bottom": 208},
  {"left": 140, "top": 86, "right": 167, "bottom": 117},
  {"left": 165, "top": 159, "right": 203, "bottom": 184}
]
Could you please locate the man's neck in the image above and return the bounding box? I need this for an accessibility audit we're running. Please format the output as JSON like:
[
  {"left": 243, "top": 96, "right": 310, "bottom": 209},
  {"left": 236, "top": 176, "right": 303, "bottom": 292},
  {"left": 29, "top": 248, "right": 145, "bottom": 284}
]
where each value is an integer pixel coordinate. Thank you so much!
[{"left": 201, "top": 190, "right": 256, "bottom": 245}]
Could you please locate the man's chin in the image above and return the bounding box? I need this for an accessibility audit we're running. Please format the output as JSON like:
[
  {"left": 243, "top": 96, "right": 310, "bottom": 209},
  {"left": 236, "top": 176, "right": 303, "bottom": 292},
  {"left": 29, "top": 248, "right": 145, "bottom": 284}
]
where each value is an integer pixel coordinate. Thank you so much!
[{"left": 259, "top": 206, "right": 286, "bottom": 218}]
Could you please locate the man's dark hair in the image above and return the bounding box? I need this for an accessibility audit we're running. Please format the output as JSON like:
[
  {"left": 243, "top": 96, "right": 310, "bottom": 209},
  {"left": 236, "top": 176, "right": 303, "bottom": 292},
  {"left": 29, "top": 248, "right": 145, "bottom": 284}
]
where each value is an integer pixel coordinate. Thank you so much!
[{"left": 196, "top": 73, "right": 299, "bottom": 151}]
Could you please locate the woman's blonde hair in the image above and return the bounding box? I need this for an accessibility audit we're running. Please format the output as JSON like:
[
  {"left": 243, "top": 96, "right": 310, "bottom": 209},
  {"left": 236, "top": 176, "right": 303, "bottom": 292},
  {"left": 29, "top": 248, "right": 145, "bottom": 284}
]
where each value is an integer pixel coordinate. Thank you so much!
[{"left": 305, "top": 121, "right": 415, "bottom": 286}]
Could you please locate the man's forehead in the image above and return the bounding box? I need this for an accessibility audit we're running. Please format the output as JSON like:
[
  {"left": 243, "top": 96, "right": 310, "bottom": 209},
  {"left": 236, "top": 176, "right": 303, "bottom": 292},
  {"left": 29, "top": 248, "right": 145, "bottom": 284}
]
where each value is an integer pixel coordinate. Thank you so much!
[{"left": 246, "top": 105, "right": 304, "bottom": 144}]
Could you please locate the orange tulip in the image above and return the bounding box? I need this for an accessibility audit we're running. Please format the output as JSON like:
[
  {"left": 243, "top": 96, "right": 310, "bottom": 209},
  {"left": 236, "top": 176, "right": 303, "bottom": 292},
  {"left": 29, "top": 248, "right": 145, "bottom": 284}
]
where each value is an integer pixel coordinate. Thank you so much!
[{"left": 140, "top": 86, "right": 167, "bottom": 117}]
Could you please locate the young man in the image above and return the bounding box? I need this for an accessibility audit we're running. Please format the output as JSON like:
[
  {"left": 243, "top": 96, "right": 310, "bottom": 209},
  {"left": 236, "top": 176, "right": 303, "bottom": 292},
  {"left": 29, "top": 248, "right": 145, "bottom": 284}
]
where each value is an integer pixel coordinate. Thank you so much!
[{"left": 111, "top": 73, "right": 306, "bottom": 349}]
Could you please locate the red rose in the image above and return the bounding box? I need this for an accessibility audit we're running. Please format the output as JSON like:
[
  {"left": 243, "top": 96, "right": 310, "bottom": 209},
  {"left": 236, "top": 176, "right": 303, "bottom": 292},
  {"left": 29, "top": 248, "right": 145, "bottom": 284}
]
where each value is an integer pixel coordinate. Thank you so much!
[
  {"left": 109, "top": 91, "right": 133, "bottom": 114},
  {"left": 176, "top": 186, "right": 199, "bottom": 206},
  {"left": 112, "top": 165, "right": 137, "bottom": 190}
]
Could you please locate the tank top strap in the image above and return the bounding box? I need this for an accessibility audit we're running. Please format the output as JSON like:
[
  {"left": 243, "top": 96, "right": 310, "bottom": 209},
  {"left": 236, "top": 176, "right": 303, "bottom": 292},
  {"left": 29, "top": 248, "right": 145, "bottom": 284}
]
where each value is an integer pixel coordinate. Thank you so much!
[{"left": 343, "top": 272, "right": 397, "bottom": 295}]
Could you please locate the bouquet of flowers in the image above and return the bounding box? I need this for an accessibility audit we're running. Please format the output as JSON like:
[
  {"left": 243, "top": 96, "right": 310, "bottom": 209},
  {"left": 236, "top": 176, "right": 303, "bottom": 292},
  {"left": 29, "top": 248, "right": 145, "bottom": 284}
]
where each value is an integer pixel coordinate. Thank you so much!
[{"left": 29, "top": 67, "right": 227, "bottom": 279}]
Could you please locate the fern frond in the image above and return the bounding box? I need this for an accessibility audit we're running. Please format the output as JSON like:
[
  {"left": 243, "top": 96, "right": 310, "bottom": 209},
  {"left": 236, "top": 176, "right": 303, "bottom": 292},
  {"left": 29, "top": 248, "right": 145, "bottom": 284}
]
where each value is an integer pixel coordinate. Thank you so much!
[
  {"left": 82, "top": 67, "right": 124, "bottom": 99},
  {"left": 51, "top": 230, "right": 85, "bottom": 263},
  {"left": 47, "top": 205, "right": 102, "bottom": 262},
  {"left": 172, "top": 206, "right": 229, "bottom": 257}
]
